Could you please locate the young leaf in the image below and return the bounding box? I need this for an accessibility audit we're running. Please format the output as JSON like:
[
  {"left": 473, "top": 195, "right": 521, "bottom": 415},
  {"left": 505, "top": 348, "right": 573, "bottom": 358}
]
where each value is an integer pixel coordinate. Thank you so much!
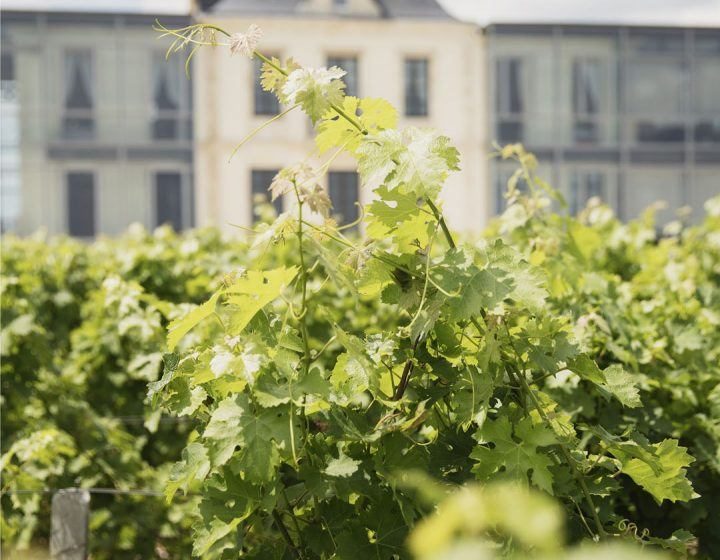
[
  {"left": 167, "top": 292, "right": 221, "bottom": 351},
  {"left": 225, "top": 266, "right": 298, "bottom": 335}
]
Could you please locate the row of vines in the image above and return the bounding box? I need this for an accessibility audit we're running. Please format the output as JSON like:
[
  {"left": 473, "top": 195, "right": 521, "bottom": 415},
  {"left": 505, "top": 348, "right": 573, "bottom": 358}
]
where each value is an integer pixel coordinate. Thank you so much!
[{"left": 2, "top": 21, "right": 720, "bottom": 560}]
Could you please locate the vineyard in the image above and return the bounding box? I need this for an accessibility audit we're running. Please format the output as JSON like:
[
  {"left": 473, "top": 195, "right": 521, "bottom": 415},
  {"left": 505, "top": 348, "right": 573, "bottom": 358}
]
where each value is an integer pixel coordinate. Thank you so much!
[{"left": 2, "top": 21, "right": 720, "bottom": 560}]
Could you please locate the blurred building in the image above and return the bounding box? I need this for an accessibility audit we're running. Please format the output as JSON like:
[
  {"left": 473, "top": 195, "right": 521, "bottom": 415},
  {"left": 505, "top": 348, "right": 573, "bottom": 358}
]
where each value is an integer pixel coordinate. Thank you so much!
[
  {"left": 1, "top": 1, "right": 718, "bottom": 237},
  {"left": 0, "top": 9, "right": 194, "bottom": 236},
  {"left": 193, "top": 0, "right": 486, "bottom": 232},
  {"left": 487, "top": 24, "right": 720, "bottom": 224}
]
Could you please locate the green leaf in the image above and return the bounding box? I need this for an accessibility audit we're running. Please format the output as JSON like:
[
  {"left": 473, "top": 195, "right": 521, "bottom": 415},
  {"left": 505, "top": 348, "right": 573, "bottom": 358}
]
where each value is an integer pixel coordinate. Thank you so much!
[
  {"left": 166, "top": 292, "right": 220, "bottom": 351},
  {"left": 316, "top": 96, "right": 397, "bottom": 154},
  {"left": 325, "top": 452, "right": 361, "bottom": 477},
  {"left": 165, "top": 442, "right": 211, "bottom": 501},
  {"left": 357, "top": 128, "right": 459, "bottom": 198},
  {"left": 453, "top": 365, "right": 494, "bottom": 428},
  {"left": 203, "top": 396, "right": 245, "bottom": 466},
  {"left": 617, "top": 439, "right": 698, "bottom": 505},
  {"left": 225, "top": 266, "right": 298, "bottom": 335},
  {"left": 471, "top": 416, "right": 557, "bottom": 494},
  {"left": 283, "top": 66, "right": 346, "bottom": 123},
  {"left": 204, "top": 395, "right": 293, "bottom": 482},
  {"left": 366, "top": 186, "right": 433, "bottom": 250},
  {"left": 601, "top": 365, "right": 642, "bottom": 408},
  {"left": 569, "top": 358, "right": 641, "bottom": 408}
]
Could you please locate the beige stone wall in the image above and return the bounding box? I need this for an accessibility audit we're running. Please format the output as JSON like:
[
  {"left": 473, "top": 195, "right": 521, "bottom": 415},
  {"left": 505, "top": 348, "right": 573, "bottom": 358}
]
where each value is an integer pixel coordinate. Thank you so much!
[{"left": 194, "top": 15, "right": 489, "bottom": 233}]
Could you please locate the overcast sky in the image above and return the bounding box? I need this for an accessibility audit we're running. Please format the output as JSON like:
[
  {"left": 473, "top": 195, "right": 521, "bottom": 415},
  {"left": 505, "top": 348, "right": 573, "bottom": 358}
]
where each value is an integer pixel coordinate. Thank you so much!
[
  {"left": 3, "top": 0, "right": 720, "bottom": 26},
  {"left": 438, "top": 0, "right": 720, "bottom": 26}
]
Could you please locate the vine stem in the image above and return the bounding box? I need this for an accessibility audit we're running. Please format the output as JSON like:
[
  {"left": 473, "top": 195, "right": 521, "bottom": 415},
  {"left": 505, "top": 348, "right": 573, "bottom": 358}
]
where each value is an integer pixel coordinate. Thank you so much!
[
  {"left": 428, "top": 190, "right": 606, "bottom": 540},
  {"left": 293, "top": 185, "right": 312, "bottom": 373},
  {"left": 426, "top": 199, "right": 456, "bottom": 249},
  {"left": 272, "top": 509, "right": 302, "bottom": 559},
  {"left": 503, "top": 325, "right": 606, "bottom": 541}
]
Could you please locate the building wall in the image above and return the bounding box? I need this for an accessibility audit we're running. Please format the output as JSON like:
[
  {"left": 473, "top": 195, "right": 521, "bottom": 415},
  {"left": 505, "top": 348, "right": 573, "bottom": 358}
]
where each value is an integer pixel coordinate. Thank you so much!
[
  {"left": 1, "top": 12, "right": 194, "bottom": 237},
  {"left": 487, "top": 25, "right": 720, "bottom": 224},
  {"left": 194, "top": 14, "right": 487, "bottom": 233}
]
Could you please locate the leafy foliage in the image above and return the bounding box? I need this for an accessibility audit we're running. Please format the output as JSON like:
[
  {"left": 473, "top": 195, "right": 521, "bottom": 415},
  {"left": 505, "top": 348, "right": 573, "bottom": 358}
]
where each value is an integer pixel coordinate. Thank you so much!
[
  {"left": 145, "top": 26, "right": 719, "bottom": 560},
  {"left": 3, "top": 22, "right": 719, "bottom": 560}
]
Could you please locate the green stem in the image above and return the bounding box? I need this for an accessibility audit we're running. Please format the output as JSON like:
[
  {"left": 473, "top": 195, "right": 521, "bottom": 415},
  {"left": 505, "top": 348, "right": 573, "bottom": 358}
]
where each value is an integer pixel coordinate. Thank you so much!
[
  {"left": 503, "top": 326, "right": 606, "bottom": 540},
  {"left": 272, "top": 509, "right": 302, "bottom": 559},
  {"left": 228, "top": 104, "right": 299, "bottom": 162},
  {"left": 426, "top": 199, "right": 456, "bottom": 249},
  {"left": 294, "top": 194, "right": 312, "bottom": 373}
]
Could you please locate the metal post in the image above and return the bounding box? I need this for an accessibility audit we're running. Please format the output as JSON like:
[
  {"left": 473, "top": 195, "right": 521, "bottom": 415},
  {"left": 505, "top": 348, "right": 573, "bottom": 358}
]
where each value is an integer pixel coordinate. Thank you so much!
[{"left": 50, "top": 488, "right": 90, "bottom": 560}]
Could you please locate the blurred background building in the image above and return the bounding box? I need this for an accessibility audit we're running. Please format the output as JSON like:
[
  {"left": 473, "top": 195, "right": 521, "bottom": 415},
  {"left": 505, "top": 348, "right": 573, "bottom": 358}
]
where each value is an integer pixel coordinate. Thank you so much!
[
  {"left": 193, "top": 0, "right": 484, "bottom": 233},
  {"left": 488, "top": 24, "right": 720, "bottom": 224},
  {"left": 0, "top": 8, "right": 194, "bottom": 236},
  {"left": 0, "top": 0, "right": 718, "bottom": 236}
]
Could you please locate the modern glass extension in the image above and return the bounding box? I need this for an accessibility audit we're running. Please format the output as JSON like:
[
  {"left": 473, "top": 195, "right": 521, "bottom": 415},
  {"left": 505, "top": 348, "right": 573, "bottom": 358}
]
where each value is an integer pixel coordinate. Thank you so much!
[{"left": 487, "top": 24, "right": 720, "bottom": 224}]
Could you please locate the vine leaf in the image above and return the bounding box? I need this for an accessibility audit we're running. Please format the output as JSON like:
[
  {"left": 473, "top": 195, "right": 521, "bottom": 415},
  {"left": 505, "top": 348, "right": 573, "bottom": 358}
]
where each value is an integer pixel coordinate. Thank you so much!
[
  {"left": 316, "top": 96, "right": 397, "bottom": 154},
  {"left": 203, "top": 395, "right": 292, "bottom": 481},
  {"left": 282, "top": 66, "right": 346, "bottom": 123},
  {"left": 167, "top": 292, "right": 221, "bottom": 351},
  {"left": 366, "top": 186, "right": 433, "bottom": 250},
  {"left": 614, "top": 439, "right": 698, "bottom": 505},
  {"left": 471, "top": 416, "right": 557, "bottom": 494},
  {"left": 165, "top": 442, "right": 211, "bottom": 502},
  {"left": 357, "top": 128, "right": 459, "bottom": 198},
  {"left": 225, "top": 266, "right": 298, "bottom": 335},
  {"left": 325, "top": 452, "right": 361, "bottom": 478},
  {"left": 569, "top": 356, "right": 641, "bottom": 408}
]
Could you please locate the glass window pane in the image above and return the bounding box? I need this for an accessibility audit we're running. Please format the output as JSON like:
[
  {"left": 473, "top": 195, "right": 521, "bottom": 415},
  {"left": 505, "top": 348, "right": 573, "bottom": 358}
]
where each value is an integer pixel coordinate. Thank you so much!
[
  {"left": 405, "top": 59, "right": 428, "bottom": 117},
  {"left": 254, "top": 58, "right": 280, "bottom": 115},
  {"left": 571, "top": 170, "right": 606, "bottom": 214},
  {"left": 694, "top": 58, "right": 720, "bottom": 143},
  {"left": 623, "top": 168, "right": 684, "bottom": 224},
  {"left": 328, "top": 171, "right": 359, "bottom": 227},
  {"left": 496, "top": 58, "right": 524, "bottom": 143},
  {"left": 63, "top": 49, "right": 94, "bottom": 139},
  {"left": 155, "top": 172, "right": 183, "bottom": 230},
  {"left": 572, "top": 59, "right": 604, "bottom": 144},
  {"left": 67, "top": 172, "right": 95, "bottom": 237},
  {"left": 152, "top": 51, "right": 182, "bottom": 140},
  {"left": 627, "top": 60, "right": 686, "bottom": 143},
  {"left": 251, "top": 169, "right": 282, "bottom": 222},
  {"left": 328, "top": 56, "right": 358, "bottom": 97}
]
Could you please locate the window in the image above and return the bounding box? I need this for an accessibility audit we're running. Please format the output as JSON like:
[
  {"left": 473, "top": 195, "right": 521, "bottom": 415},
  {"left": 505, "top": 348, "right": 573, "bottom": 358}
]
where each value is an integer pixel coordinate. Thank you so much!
[
  {"left": 570, "top": 171, "right": 605, "bottom": 214},
  {"left": 152, "top": 51, "right": 183, "bottom": 140},
  {"left": 1, "top": 51, "right": 21, "bottom": 233},
  {"left": 693, "top": 58, "right": 720, "bottom": 143},
  {"left": 627, "top": 60, "right": 686, "bottom": 143},
  {"left": 496, "top": 57, "right": 524, "bottom": 143},
  {"left": 404, "top": 59, "right": 428, "bottom": 117},
  {"left": 62, "top": 50, "right": 94, "bottom": 139},
  {"left": 254, "top": 57, "right": 280, "bottom": 115},
  {"left": 328, "top": 56, "right": 358, "bottom": 97},
  {"left": 623, "top": 168, "right": 683, "bottom": 225},
  {"left": 572, "top": 59, "right": 602, "bottom": 143},
  {"left": 155, "top": 172, "right": 183, "bottom": 230},
  {"left": 251, "top": 169, "right": 282, "bottom": 222},
  {"left": 66, "top": 172, "right": 95, "bottom": 237},
  {"left": 333, "top": 0, "right": 348, "bottom": 9},
  {"left": 328, "top": 171, "right": 359, "bottom": 227}
]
